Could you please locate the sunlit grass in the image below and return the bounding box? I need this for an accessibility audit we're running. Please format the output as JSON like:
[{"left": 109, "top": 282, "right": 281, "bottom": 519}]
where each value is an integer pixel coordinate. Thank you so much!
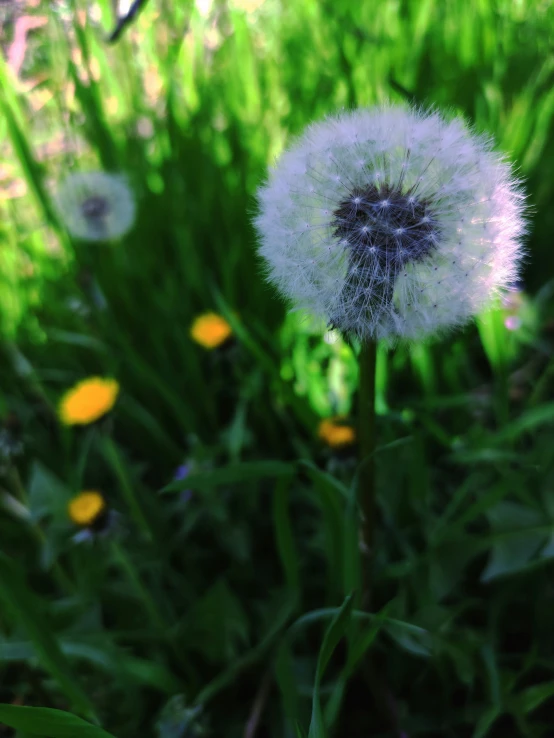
[{"left": 1, "top": 1, "right": 554, "bottom": 736}]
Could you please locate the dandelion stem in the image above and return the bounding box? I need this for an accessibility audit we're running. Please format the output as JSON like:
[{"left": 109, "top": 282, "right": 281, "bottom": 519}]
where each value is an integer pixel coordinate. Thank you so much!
[
  {"left": 102, "top": 436, "right": 158, "bottom": 543},
  {"left": 357, "top": 339, "right": 377, "bottom": 606}
]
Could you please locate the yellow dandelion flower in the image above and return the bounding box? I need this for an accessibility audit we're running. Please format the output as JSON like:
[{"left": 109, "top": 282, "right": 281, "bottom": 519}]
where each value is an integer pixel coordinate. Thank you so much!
[
  {"left": 59, "top": 377, "right": 119, "bottom": 425},
  {"left": 68, "top": 490, "right": 106, "bottom": 526},
  {"left": 190, "top": 312, "right": 233, "bottom": 350},
  {"left": 318, "top": 417, "right": 356, "bottom": 448}
]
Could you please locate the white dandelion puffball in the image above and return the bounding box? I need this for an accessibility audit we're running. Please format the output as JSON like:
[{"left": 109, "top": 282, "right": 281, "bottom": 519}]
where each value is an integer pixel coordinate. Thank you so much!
[
  {"left": 55, "top": 172, "right": 136, "bottom": 242},
  {"left": 255, "top": 105, "right": 527, "bottom": 342}
]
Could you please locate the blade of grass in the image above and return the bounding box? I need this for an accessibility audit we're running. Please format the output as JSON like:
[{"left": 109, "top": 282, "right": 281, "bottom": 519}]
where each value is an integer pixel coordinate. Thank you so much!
[
  {"left": 0, "top": 554, "right": 98, "bottom": 720},
  {"left": 0, "top": 706, "right": 114, "bottom": 738}
]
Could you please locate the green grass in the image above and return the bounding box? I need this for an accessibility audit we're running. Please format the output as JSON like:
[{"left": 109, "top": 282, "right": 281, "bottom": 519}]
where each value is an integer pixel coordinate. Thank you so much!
[{"left": 1, "top": 0, "right": 554, "bottom": 736}]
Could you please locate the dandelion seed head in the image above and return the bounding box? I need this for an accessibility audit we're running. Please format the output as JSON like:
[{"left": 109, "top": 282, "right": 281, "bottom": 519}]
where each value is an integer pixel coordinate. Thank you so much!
[
  {"left": 255, "top": 105, "right": 527, "bottom": 341},
  {"left": 55, "top": 172, "right": 136, "bottom": 242}
]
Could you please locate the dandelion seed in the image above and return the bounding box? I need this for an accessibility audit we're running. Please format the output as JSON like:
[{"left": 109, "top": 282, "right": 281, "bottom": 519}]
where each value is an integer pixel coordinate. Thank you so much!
[
  {"left": 254, "top": 105, "right": 527, "bottom": 341},
  {"left": 55, "top": 172, "right": 136, "bottom": 241},
  {"left": 190, "top": 312, "right": 233, "bottom": 349},
  {"left": 58, "top": 377, "right": 119, "bottom": 426}
]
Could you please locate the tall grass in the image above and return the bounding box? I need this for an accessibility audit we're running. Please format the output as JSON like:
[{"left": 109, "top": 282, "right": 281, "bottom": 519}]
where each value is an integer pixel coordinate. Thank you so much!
[{"left": 1, "top": 1, "right": 554, "bottom": 736}]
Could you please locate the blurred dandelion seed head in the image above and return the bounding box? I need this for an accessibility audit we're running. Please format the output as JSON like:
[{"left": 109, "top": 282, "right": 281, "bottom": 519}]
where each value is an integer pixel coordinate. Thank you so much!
[
  {"left": 255, "top": 105, "right": 527, "bottom": 342},
  {"left": 190, "top": 313, "right": 233, "bottom": 349},
  {"left": 58, "top": 377, "right": 119, "bottom": 426},
  {"left": 55, "top": 171, "right": 136, "bottom": 242},
  {"left": 81, "top": 195, "right": 110, "bottom": 220}
]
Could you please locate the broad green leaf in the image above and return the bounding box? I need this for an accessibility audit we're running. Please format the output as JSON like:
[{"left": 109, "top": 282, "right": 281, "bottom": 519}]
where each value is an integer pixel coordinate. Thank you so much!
[
  {"left": 27, "top": 462, "right": 71, "bottom": 522},
  {"left": 480, "top": 530, "right": 548, "bottom": 582},
  {"left": 481, "top": 502, "right": 551, "bottom": 581}
]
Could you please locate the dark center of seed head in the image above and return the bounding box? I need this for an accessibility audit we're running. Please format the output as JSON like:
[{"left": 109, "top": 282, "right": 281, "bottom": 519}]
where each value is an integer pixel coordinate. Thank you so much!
[
  {"left": 332, "top": 184, "right": 439, "bottom": 267},
  {"left": 328, "top": 184, "right": 440, "bottom": 332},
  {"left": 81, "top": 196, "right": 110, "bottom": 220}
]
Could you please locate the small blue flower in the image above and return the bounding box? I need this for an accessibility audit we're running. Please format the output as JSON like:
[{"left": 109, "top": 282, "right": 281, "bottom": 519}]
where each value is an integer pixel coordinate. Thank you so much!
[
  {"left": 174, "top": 464, "right": 193, "bottom": 504},
  {"left": 174, "top": 464, "right": 190, "bottom": 481}
]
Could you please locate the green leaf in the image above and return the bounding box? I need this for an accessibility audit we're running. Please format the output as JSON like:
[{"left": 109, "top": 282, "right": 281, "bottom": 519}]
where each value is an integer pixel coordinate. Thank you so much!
[
  {"left": 517, "top": 680, "right": 554, "bottom": 713},
  {"left": 480, "top": 502, "right": 551, "bottom": 581},
  {"left": 46, "top": 330, "right": 107, "bottom": 352},
  {"left": 298, "top": 461, "right": 349, "bottom": 501},
  {"left": 492, "top": 403, "right": 554, "bottom": 443},
  {"left": 27, "top": 463, "right": 71, "bottom": 522},
  {"left": 480, "top": 530, "right": 547, "bottom": 582},
  {"left": 183, "top": 579, "right": 249, "bottom": 663},
  {"left": 308, "top": 594, "right": 354, "bottom": 738},
  {"left": 162, "top": 461, "right": 296, "bottom": 492},
  {"left": 342, "top": 483, "right": 362, "bottom": 598},
  {"left": 473, "top": 706, "right": 501, "bottom": 738},
  {"left": 118, "top": 657, "right": 182, "bottom": 694},
  {"left": 324, "top": 610, "right": 385, "bottom": 729},
  {"left": 274, "top": 640, "right": 301, "bottom": 728},
  {"left": 304, "top": 461, "right": 347, "bottom": 598},
  {"left": 273, "top": 475, "right": 300, "bottom": 591},
  {"left": 0, "top": 706, "right": 114, "bottom": 738},
  {"left": 476, "top": 306, "right": 516, "bottom": 371},
  {"left": 193, "top": 591, "right": 296, "bottom": 707},
  {"left": 0, "top": 55, "right": 61, "bottom": 230},
  {"left": 0, "top": 555, "right": 96, "bottom": 719},
  {"left": 487, "top": 501, "right": 543, "bottom": 530}
]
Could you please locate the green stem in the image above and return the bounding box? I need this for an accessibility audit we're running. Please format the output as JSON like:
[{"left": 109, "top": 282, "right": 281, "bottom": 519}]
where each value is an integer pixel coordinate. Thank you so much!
[
  {"left": 357, "top": 340, "right": 377, "bottom": 606},
  {"left": 110, "top": 542, "right": 196, "bottom": 685},
  {"left": 357, "top": 342, "right": 404, "bottom": 735},
  {"left": 111, "top": 542, "right": 167, "bottom": 633},
  {"left": 102, "top": 436, "right": 157, "bottom": 543}
]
